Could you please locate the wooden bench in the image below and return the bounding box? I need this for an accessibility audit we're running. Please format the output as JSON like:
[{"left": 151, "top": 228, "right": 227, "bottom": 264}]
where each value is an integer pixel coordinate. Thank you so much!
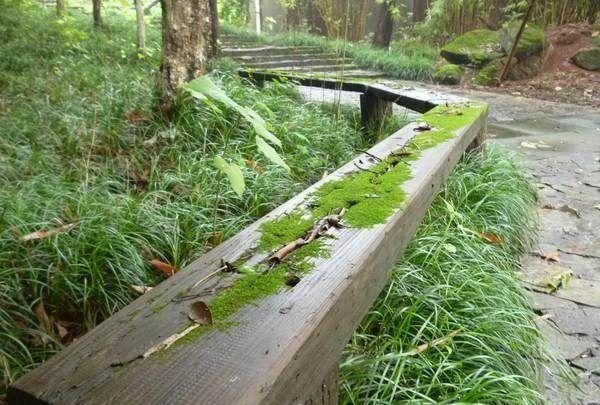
[{"left": 8, "top": 73, "right": 487, "bottom": 405}]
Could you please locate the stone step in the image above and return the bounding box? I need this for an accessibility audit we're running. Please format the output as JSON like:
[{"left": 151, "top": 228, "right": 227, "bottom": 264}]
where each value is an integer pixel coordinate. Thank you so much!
[
  {"left": 244, "top": 58, "right": 353, "bottom": 69},
  {"left": 222, "top": 46, "right": 322, "bottom": 57},
  {"left": 274, "top": 64, "right": 360, "bottom": 73},
  {"left": 231, "top": 53, "right": 339, "bottom": 63}
]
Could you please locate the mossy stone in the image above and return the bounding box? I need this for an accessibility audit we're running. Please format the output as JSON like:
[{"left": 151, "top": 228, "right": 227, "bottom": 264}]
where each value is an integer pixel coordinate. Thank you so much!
[
  {"left": 474, "top": 59, "right": 503, "bottom": 86},
  {"left": 441, "top": 29, "right": 503, "bottom": 67},
  {"left": 500, "top": 22, "right": 546, "bottom": 60},
  {"left": 571, "top": 48, "right": 600, "bottom": 71},
  {"left": 433, "top": 64, "right": 463, "bottom": 85}
]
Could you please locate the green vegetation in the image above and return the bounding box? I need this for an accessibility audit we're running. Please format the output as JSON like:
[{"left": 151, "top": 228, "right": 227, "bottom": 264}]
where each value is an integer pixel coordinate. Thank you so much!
[
  {"left": 0, "top": 3, "right": 385, "bottom": 388},
  {"left": 474, "top": 59, "right": 503, "bottom": 86},
  {"left": 433, "top": 64, "right": 463, "bottom": 84},
  {"left": 340, "top": 146, "right": 555, "bottom": 403},
  {"left": 500, "top": 23, "right": 546, "bottom": 59},
  {"left": 441, "top": 29, "right": 503, "bottom": 66},
  {"left": 221, "top": 24, "right": 437, "bottom": 81}
]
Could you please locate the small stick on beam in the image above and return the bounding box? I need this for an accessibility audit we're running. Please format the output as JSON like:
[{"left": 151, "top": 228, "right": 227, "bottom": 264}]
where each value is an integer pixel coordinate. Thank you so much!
[
  {"left": 500, "top": 0, "right": 536, "bottom": 82},
  {"left": 269, "top": 209, "right": 346, "bottom": 264}
]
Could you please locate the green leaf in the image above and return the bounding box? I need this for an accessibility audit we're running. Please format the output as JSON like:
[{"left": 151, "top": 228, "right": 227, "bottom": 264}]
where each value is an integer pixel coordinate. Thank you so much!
[
  {"left": 256, "top": 136, "right": 290, "bottom": 173},
  {"left": 214, "top": 156, "right": 245, "bottom": 197},
  {"left": 183, "top": 76, "right": 281, "bottom": 147}
]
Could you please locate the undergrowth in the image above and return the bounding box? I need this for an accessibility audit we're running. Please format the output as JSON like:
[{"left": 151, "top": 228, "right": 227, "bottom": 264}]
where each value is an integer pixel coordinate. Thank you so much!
[
  {"left": 221, "top": 24, "right": 437, "bottom": 81},
  {"left": 0, "top": 3, "right": 383, "bottom": 389},
  {"left": 340, "top": 146, "right": 550, "bottom": 404}
]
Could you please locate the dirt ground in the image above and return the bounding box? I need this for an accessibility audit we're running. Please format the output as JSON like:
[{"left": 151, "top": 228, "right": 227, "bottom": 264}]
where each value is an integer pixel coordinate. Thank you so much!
[{"left": 466, "top": 24, "right": 600, "bottom": 108}]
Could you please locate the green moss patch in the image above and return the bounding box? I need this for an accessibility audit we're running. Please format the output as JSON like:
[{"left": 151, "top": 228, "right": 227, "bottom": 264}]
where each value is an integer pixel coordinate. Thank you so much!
[
  {"left": 500, "top": 23, "right": 546, "bottom": 60},
  {"left": 433, "top": 64, "right": 463, "bottom": 85},
  {"left": 474, "top": 60, "right": 503, "bottom": 86},
  {"left": 441, "top": 29, "right": 503, "bottom": 66}
]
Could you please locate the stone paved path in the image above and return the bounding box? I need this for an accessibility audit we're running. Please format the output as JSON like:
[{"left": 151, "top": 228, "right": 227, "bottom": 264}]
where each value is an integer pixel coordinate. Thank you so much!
[{"left": 227, "top": 44, "right": 600, "bottom": 401}]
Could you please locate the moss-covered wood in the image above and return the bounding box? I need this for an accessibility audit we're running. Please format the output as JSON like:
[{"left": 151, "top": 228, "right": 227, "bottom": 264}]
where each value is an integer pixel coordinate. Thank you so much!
[{"left": 9, "top": 86, "right": 488, "bottom": 405}]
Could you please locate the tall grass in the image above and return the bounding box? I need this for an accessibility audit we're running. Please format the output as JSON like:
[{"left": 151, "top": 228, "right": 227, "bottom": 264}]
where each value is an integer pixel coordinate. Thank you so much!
[
  {"left": 0, "top": 2, "right": 377, "bottom": 389},
  {"left": 341, "top": 147, "right": 552, "bottom": 404},
  {"left": 221, "top": 24, "right": 437, "bottom": 81}
]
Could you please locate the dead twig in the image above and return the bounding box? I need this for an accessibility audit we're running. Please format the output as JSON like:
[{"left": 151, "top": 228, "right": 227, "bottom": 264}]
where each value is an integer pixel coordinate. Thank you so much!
[
  {"left": 269, "top": 208, "right": 346, "bottom": 265},
  {"left": 406, "top": 328, "right": 463, "bottom": 356}
]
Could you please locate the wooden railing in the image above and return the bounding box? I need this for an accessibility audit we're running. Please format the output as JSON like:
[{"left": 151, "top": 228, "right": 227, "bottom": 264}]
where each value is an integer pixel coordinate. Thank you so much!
[{"left": 8, "top": 72, "right": 487, "bottom": 405}]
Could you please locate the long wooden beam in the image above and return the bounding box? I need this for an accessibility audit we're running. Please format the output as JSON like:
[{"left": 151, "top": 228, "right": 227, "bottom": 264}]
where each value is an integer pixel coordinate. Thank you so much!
[
  {"left": 8, "top": 104, "right": 487, "bottom": 404},
  {"left": 237, "top": 69, "right": 440, "bottom": 113}
]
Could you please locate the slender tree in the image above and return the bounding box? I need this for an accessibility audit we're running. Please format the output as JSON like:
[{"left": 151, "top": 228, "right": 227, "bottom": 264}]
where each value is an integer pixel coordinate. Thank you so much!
[
  {"left": 134, "top": 0, "right": 146, "bottom": 56},
  {"left": 57, "top": 0, "right": 66, "bottom": 16},
  {"left": 412, "top": 0, "right": 427, "bottom": 22},
  {"left": 158, "top": 0, "right": 218, "bottom": 117},
  {"left": 92, "top": 0, "right": 102, "bottom": 27},
  {"left": 372, "top": 0, "right": 394, "bottom": 48}
]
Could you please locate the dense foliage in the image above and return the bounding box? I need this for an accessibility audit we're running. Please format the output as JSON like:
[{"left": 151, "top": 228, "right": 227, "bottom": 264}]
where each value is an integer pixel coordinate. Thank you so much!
[{"left": 341, "top": 147, "right": 556, "bottom": 403}]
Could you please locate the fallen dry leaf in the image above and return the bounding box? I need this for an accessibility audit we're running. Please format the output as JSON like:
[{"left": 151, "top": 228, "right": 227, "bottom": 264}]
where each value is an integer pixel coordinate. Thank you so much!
[
  {"left": 33, "top": 302, "right": 53, "bottom": 345},
  {"left": 131, "top": 285, "right": 153, "bottom": 294},
  {"left": 209, "top": 231, "right": 223, "bottom": 246},
  {"left": 55, "top": 322, "right": 69, "bottom": 340},
  {"left": 126, "top": 109, "right": 146, "bottom": 123},
  {"left": 188, "top": 301, "right": 213, "bottom": 326},
  {"left": 477, "top": 231, "right": 503, "bottom": 244},
  {"left": 536, "top": 250, "right": 560, "bottom": 262},
  {"left": 413, "top": 122, "right": 432, "bottom": 132},
  {"left": 406, "top": 328, "right": 463, "bottom": 356},
  {"left": 21, "top": 223, "right": 76, "bottom": 242},
  {"left": 243, "top": 158, "right": 265, "bottom": 174},
  {"left": 150, "top": 259, "right": 176, "bottom": 277},
  {"left": 558, "top": 204, "right": 581, "bottom": 218}
]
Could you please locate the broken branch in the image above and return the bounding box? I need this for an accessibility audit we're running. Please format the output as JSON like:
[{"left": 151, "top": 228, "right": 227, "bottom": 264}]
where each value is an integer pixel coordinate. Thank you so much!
[{"left": 269, "top": 209, "right": 346, "bottom": 264}]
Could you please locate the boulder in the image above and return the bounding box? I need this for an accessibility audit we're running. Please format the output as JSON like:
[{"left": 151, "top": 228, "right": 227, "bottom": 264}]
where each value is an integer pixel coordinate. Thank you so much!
[
  {"left": 433, "top": 64, "right": 463, "bottom": 85},
  {"left": 474, "top": 59, "right": 502, "bottom": 86},
  {"left": 500, "top": 22, "right": 546, "bottom": 60},
  {"left": 441, "top": 29, "right": 504, "bottom": 66},
  {"left": 571, "top": 48, "right": 600, "bottom": 71}
]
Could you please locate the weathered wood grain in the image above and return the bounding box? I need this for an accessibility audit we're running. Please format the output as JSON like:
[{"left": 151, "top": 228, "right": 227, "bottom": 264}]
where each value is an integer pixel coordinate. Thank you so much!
[{"left": 8, "top": 105, "right": 487, "bottom": 404}]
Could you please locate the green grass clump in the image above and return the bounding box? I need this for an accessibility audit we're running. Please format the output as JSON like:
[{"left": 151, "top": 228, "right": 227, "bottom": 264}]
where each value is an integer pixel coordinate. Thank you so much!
[
  {"left": 340, "top": 146, "right": 552, "bottom": 403},
  {"left": 0, "top": 2, "right": 386, "bottom": 388},
  {"left": 221, "top": 24, "right": 437, "bottom": 81},
  {"left": 441, "top": 29, "right": 503, "bottom": 66},
  {"left": 474, "top": 59, "right": 503, "bottom": 86},
  {"left": 433, "top": 64, "right": 463, "bottom": 85}
]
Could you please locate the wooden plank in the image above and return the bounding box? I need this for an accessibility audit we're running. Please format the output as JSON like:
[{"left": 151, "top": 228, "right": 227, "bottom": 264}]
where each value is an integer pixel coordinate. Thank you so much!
[
  {"left": 8, "top": 105, "right": 487, "bottom": 405},
  {"left": 237, "top": 70, "right": 439, "bottom": 113}
]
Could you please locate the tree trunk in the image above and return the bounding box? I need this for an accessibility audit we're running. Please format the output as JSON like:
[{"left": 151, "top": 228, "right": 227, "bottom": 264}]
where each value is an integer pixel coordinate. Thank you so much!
[
  {"left": 306, "top": 0, "right": 326, "bottom": 35},
  {"left": 372, "top": 0, "right": 393, "bottom": 48},
  {"left": 92, "top": 0, "right": 102, "bottom": 27},
  {"left": 412, "top": 0, "right": 427, "bottom": 22},
  {"left": 57, "top": 0, "right": 66, "bottom": 16},
  {"left": 285, "top": 2, "right": 302, "bottom": 30},
  {"left": 158, "top": 0, "right": 218, "bottom": 118},
  {"left": 134, "top": 0, "right": 145, "bottom": 55}
]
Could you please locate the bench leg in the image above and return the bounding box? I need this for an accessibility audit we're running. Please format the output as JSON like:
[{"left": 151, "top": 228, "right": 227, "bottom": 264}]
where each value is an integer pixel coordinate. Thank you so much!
[{"left": 360, "top": 93, "right": 392, "bottom": 142}]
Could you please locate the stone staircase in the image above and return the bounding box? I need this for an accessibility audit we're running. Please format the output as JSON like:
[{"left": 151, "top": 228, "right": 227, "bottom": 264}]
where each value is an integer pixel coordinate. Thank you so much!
[{"left": 220, "top": 43, "right": 384, "bottom": 79}]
